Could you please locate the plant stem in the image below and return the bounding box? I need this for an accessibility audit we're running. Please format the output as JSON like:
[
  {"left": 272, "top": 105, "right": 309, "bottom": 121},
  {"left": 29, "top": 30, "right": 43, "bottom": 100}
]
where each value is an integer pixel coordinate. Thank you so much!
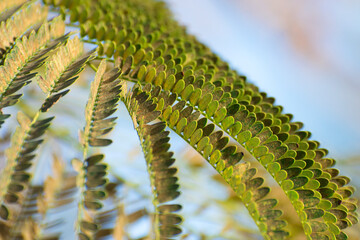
[{"left": 86, "top": 62, "right": 98, "bottom": 72}]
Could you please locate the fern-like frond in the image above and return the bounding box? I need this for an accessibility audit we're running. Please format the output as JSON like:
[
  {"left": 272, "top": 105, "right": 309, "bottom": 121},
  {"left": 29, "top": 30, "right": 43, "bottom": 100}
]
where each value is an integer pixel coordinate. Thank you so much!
[
  {"left": 140, "top": 60, "right": 359, "bottom": 239},
  {"left": 35, "top": 157, "right": 78, "bottom": 240},
  {"left": 36, "top": 36, "right": 95, "bottom": 112},
  {"left": 128, "top": 83, "right": 289, "bottom": 239},
  {"left": 124, "top": 86, "right": 183, "bottom": 239},
  {"left": 0, "top": 16, "right": 66, "bottom": 97},
  {"left": 80, "top": 59, "right": 121, "bottom": 147},
  {"left": 111, "top": 32, "right": 358, "bottom": 239},
  {"left": 11, "top": 0, "right": 357, "bottom": 239},
  {"left": 0, "top": 1, "right": 26, "bottom": 24},
  {"left": 0, "top": 0, "right": 27, "bottom": 17},
  {"left": 73, "top": 154, "right": 120, "bottom": 240},
  {"left": 2, "top": 156, "right": 78, "bottom": 240},
  {"left": 0, "top": 16, "right": 67, "bottom": 127},
  {"left": 5, "top": 185, "right": 43, "bottom": 239},
  {"left": 0, "top": 112, "right": 53, "bottom": 227},
  {"left": 74, "top": 60, "right": 122, "bottom": 239},
  {"left": 142, "top": 69, "right": 358, "bottom": 238},
  {"left": 0, "top": 2, "right": 48, "bottom": 54}
]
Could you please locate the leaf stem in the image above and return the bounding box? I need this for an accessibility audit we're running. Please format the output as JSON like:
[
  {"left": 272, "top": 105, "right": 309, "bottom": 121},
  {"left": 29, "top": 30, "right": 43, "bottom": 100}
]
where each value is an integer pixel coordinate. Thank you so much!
[{"left": 86, "top": 61, "right": 98, "bottom": 72}]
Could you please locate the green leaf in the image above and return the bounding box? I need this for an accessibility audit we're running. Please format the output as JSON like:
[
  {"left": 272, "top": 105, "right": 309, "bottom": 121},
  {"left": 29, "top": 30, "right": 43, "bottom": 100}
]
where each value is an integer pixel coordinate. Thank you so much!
[
  {"left": 245, "top": 137, "right": 261, "bottom": 150},
  {"left": 206, "top": 100, "right": 219, "bottom": 118},
  {"left": 173, "top": 79, "right": 185, "bottom": 94},
  {"left": 84, "top": 200, "right": 103, "bottom": 210},
  {"left": 253, "top": 187, "right": 270, "bottom": 201},
  {"left": 81, "top": 221, "right": 99, "bottom": 231},
  {"left": 134, "top": 48, "right": 145, "bottom": 64},
  {"left": 197, "top": 136, "right": 210, "bottom": 152},
  {"left": 190, "top": 128, "right": 203, "bottom": 146},
  {"left": 309, "top": 221, "right": 328, "bottom": 232},
  {"left": 237, "top": 130, "right": 252, "bottom": 144},
  {"left": 189, "top": 88, "right": 202, "bottom": 105},
  {"left": 84, "top": 190, "right": 106, "bottom": 200},
  {"left": 260, "top": 209, "right": 282, "bottom": 220},
  {"left": 259, "top": 153, "right": 275, "bottom": 166},
  {"left": 163, "top": 74, "right": 176, "bottom": 91},
  {"left": 268, "top": 162, "right": 281, "bottom": 175},
  {"left": 145, "top": 67, "right": 156, "bottom": 83},
  {"left": 176, "top": 117, "right": 187, "bottom": 134},
  {"left": 281, "top": 180, "right": 294, "bottom": 191},
  {"left": 158, "top": 204, "right": 182, "bottom": 213},
  {"left": 0, "top": 204, "right": 9, "bottom": 220},
  {"left": 181, "top": 84, "right": 194, "bottom": 101},
  {"left": 162, "top": 105, "right": 173, "bottom": 121},
  {"left": 210, "top": 150, "right": 221, "bottom": 166},
  {"left": 169, "top": 110, "right": 180, "bottom": 128},
  {"left": 213, "top": 107, "right": 227, "bottom": 123},
  {"left": 305, "top": 208, "right": 325, "bottom": 220},
  {"left": 304, "top": 179, "right": 321, "bottom": 190},
  {"left": 198, "top": 92, "right": 213, "bottom": 111},
  {"left": 183, "top": 120, "right": 197, "bottom": 139},
  {"left": 159, "top": 225, "right": 182, "bottom": 237},
  {"left": 246, "top": 177, "right": 264, "bottom": 190},
  {"left": 137, "top": 65, "right": 147, "bottom": 81},
  {"left": 221, "top": 116, "right": 234, "bottom": 130}
]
